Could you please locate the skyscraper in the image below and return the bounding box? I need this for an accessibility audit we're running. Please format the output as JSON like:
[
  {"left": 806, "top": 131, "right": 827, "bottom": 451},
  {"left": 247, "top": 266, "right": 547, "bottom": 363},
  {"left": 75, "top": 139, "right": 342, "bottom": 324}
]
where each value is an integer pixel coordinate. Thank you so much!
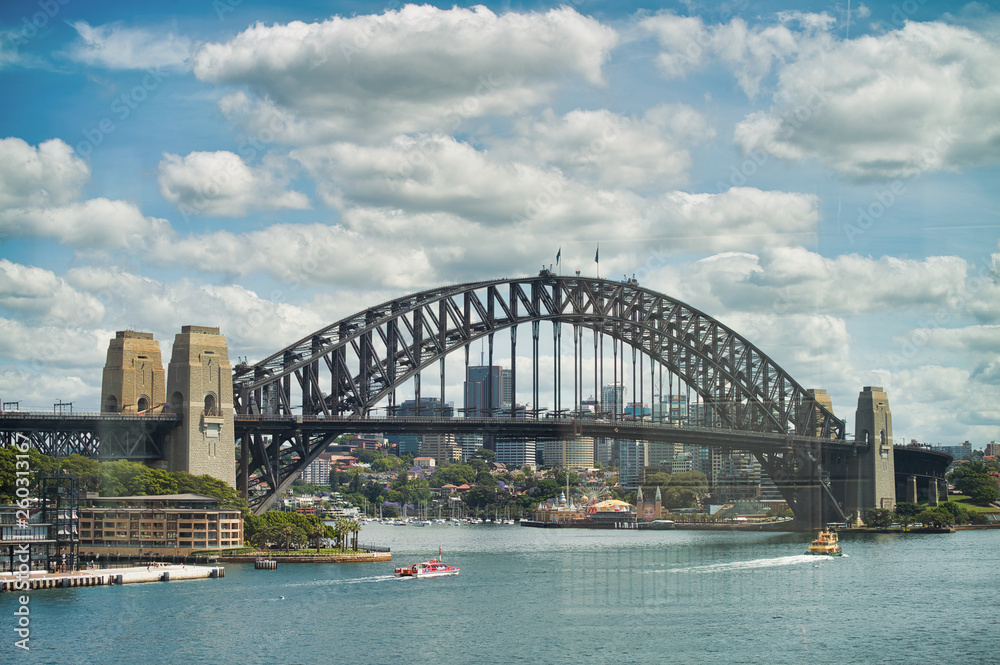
[{"left": 464, "top": 365, "right": 512, "bottom": 415}]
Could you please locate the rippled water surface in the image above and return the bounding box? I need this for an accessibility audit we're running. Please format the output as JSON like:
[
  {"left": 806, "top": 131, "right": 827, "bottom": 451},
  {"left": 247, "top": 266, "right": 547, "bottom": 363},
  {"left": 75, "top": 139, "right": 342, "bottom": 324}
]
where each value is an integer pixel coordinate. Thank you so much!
[{"left": 5, "top": 524, "right": 998, "bottom": 664}]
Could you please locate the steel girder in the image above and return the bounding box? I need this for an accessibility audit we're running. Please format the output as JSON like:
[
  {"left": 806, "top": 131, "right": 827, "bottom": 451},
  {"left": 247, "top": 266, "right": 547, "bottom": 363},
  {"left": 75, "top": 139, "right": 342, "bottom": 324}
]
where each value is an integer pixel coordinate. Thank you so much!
[
  {"left": 234, "top": 274, "right": 844, "bottom": 436},
  {"left": 233, "top": 273, "right": 847, "bottom": 514},
  {"left": 0, "top": 413, "right": 177, "bottom": 460}
]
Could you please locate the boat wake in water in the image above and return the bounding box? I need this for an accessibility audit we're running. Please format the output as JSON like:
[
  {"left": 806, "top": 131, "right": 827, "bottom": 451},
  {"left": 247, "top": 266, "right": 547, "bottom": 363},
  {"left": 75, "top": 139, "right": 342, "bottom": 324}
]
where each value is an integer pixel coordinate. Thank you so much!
[{"left": 659, "top": 554, "right": 836, "bottom": 575}]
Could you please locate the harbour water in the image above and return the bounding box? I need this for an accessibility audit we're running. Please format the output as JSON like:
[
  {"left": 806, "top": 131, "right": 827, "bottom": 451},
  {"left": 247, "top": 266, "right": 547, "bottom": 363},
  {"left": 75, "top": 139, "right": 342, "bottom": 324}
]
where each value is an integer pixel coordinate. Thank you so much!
[{"left": 5, "top": 524, "right": 998, "bottom": 664}]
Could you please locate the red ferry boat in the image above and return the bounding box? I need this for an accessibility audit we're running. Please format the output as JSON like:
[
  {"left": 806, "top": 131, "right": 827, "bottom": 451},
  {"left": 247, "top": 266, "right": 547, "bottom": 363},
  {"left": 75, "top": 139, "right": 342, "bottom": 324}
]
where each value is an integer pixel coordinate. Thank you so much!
[{"left": 394, "top": 559, "right": 459, "bottom": 578}]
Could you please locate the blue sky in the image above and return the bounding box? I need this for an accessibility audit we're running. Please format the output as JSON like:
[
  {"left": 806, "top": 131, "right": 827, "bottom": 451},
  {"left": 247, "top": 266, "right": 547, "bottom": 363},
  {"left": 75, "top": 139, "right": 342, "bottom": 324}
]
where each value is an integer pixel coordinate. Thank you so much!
[{"left": 1, "top": 0, "right": 998, "bottom": 445}]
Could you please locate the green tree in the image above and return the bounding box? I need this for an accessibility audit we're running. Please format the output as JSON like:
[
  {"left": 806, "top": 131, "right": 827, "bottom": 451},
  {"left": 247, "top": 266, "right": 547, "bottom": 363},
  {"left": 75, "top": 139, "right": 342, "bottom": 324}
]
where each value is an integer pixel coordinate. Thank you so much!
[
  {"left": 894, "top": 501, "right": 921, "bottom": 518},
  {"left": 99, "top": 459, "right": 148, "bottom": 496},
  {"left": 353, "top": 448, "right": 384, "bottom": 465},
  {"left": 463, "top": 481, "right": 499, "bottom": 514},
  {"left": 938, "top": 501, "right": 970, "bottom": 524},
  {"left": 58, "top": 454, "right": 102, "bottom": 492},
  {"left": 668, "top": 471, "right": 708, "bottom": 494},
  {"left": 534, "top": 478, "right": 560, "bottom": 500},
  {"left": 916, "top": 507, "right": 954, "bottom": 528},
  {"left": 864, "top": 508, "right": 894, "bottom": 528},
  {"left": 329, "top": 469, "right": 340, "bottom": 492},
  {"left": 965, "top": 476, "right": 999, "bottom": 505},
  {"left": 472, "top": 448, "right": 496, "bottom": 463},
  {"left": 125, "top": 467, "right": 178, "bottom": 495},
  {"left": 430, "top": 464, "right": 476, "bottom": 487}
]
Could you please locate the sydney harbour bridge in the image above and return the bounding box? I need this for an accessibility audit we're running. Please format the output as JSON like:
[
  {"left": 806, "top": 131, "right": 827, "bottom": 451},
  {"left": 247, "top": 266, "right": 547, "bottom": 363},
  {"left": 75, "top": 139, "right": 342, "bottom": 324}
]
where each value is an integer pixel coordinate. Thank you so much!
[{"left": 1, "top": 271, "right": 949, "bottom": 528}]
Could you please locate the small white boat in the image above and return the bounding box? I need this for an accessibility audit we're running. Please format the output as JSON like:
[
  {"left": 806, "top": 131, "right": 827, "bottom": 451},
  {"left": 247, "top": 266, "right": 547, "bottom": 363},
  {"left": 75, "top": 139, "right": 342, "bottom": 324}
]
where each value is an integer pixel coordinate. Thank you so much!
[{"left": 394, "top": 559, "right": 460, "bottom": 578}]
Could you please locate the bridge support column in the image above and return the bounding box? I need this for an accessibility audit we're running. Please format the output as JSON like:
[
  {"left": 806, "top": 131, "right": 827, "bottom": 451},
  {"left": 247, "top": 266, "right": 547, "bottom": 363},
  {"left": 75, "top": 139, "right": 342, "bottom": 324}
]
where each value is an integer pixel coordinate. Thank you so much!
[
  {"left": 929, "top": 479, "right": 940, "bottom": 506},
  {"left": 847, "top": 386, "right": 895, "bottom": 520},
  {"left": 165, "top": 326, "right": 236, "bottom": 488},
  {"left": 906, "top": 475, "right": 918, "bottom": 504}
]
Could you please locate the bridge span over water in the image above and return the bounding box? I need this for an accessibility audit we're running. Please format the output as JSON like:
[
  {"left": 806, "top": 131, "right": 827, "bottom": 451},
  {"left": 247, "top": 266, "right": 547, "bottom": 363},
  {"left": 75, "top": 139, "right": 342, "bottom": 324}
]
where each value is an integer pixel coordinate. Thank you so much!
[{"left": 3, "top": 272, "right": 918, "bottom": 528}]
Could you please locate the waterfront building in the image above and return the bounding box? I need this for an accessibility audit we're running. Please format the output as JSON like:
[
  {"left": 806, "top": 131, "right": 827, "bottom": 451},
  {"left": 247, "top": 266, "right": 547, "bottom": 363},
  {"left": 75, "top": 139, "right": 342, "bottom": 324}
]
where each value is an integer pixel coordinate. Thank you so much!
[
  {"left": 1, "top": 506, "right": 57, "bottom": 573},
  {"left": 77, "top": 494, "right": 243, "bottom": 557}
]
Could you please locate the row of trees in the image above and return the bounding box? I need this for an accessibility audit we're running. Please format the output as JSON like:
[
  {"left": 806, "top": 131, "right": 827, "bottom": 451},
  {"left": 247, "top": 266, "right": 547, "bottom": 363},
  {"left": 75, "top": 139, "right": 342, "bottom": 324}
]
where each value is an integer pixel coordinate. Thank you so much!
[
  {"left": 0, "top": 449, "right": 247, "bottom": 512},
  {"left": 243, "top": 511, "right": 361, "bottom": 552},
  {"left": 864, "top": 499, "right": 992, "bottom": 528}
]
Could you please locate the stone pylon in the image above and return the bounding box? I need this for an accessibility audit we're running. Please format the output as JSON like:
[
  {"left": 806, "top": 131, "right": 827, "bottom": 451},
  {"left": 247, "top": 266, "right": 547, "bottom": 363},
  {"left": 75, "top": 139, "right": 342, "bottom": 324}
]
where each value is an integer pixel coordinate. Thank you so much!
[
  {"left": 847, "top": 386, "right": 895, "bottom": 519},
  {"left": 101, "top": 331, "right": 165, "bottom": 413},
  {"left": 165, "top": 326, "right": 236, "bottom": 487}
]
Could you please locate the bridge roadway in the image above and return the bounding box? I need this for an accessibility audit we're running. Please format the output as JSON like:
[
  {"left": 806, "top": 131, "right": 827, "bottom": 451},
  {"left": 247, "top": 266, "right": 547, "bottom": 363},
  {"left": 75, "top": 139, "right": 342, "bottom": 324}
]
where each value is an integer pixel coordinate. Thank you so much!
[
  {"left": 0, "top": 411, "right": 180, "bottom": 459},
  {"left": 234, "top": 414, "right": 862, "bottom": 456}
]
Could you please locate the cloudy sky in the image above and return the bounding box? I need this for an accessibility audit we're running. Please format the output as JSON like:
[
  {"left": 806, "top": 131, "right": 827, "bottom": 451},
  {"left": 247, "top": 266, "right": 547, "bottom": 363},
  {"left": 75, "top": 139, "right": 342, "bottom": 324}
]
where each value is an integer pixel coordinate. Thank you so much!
[{"left": 1, "top": 0, "right": 998, "bottom": 446}]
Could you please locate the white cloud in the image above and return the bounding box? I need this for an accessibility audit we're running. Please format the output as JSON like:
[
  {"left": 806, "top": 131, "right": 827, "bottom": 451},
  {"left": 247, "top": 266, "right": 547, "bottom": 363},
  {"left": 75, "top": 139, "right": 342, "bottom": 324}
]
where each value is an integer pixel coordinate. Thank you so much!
[
  {"left": 0, "top": 260, "right": 105, "bottom": 326},
  {"left": 0, "top": 198, "right": 172, "bottom": 249},
  {"left": 644, "top": 247, "right": 970, "bottom": 315},
  {"left": 68, "top": 21, "right": 192, "bottom": 69},
  {"left": 0, "top": 138, "right": 90, "bottom": 209},
  {"left": 194, "top": 5, "right": 618, "bottom": 139},
  {"left": 641, "top": 11, "right": 835, "bottom": 98},
  {"left": 645, "top": 188, "right": 820, "bottom": 252},
  {"left": 157, "top": 151, "right": 309, "bottom": 217},
  {"left": 872, "top": 365, "right": 1000, "bottom": 440},
  {"left": 498, "top": 105, "right": 714, "bottom": 190},
  {"left": 734, "top": 21, "right": 1000, "bottom": 179}
]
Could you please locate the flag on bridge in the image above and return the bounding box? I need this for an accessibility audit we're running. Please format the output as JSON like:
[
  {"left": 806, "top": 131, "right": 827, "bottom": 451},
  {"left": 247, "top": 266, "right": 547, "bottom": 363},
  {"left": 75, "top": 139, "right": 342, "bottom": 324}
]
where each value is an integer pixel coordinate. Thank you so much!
[
  {"left": 595, "top": 245, "right": 599, "bottom": 263},
  {"left": 556, "top": 247, "right": 561, "bottom": 265}
]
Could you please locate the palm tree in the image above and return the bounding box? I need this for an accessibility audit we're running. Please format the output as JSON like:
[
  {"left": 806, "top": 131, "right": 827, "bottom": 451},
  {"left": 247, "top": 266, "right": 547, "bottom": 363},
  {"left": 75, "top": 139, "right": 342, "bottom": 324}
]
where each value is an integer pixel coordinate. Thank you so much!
[
  {"left": 282, "top": 524, "right": 293, "bottom": 553},
  {"left": 348, "top": 520, "right": 361, "bottom": 551},
  {"left": 313, "top": 522, "right": 326, "bottom": 553},
  {"left": 333, "top": 518, "right": 350, "bottom": 551}
]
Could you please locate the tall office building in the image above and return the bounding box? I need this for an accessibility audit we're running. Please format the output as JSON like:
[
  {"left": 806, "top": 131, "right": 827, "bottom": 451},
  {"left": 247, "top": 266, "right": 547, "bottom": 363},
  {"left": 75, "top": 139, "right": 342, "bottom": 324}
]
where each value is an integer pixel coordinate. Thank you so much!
[
  {"left": 618, "top": 440, "right": 648, "bottom": 488},
  {"left": 387, "top": 397, "right": 453, "bottom": 456},
  {"left": 495, "top": 439, "right": 536, "bottom": 470},
  {"left": 601, "top": 383, "right": 626, "bottom": 417},
  {"left": 464, "top": 365, "right": 513, "bottom": 415},
  {"left": 542, "top": 438, "right": 594, "bottom": 471}
]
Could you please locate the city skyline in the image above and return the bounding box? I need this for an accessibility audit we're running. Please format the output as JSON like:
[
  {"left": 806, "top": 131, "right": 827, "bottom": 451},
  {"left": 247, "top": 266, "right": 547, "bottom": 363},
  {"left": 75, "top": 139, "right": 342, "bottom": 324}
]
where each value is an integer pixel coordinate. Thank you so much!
[{"left": 1, "top": 1, "right": 998, "bottom": 445}]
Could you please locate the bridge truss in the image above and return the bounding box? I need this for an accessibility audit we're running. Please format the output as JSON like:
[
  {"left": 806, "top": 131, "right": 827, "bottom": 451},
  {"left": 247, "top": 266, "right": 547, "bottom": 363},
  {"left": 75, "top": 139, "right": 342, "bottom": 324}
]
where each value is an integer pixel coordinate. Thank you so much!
[{"left": 233, "top": 273, "right": 854, "bottom": 522}]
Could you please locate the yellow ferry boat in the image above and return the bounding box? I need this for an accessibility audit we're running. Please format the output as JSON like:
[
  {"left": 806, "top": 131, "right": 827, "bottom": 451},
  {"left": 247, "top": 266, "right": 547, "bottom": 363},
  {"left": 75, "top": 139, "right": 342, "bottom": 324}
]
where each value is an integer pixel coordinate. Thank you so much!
[{"left": 805, "top": 528, "right": 843, "bottom": 556}]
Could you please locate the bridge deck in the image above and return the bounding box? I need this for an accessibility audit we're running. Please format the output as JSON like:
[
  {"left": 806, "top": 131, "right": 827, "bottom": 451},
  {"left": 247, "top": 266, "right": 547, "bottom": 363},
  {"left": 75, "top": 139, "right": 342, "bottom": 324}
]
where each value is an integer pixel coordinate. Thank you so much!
[{"left": 234, "top": 414, "right": 859, "bottom": 454}]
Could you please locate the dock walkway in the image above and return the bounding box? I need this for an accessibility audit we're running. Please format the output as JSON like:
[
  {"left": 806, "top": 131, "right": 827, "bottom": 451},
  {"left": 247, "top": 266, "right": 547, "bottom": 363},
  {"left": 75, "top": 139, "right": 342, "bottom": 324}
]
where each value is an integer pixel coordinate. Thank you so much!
[{"left": 0, "top": 564, "right": 224, "bottom": 592}]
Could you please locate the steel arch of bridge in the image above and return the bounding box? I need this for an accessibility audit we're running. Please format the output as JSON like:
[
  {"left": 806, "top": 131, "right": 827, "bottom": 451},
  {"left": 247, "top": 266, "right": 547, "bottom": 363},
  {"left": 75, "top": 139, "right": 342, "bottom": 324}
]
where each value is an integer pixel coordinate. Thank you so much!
[{"left": 233, "top": 273, "right": 846, "bottom": 514}]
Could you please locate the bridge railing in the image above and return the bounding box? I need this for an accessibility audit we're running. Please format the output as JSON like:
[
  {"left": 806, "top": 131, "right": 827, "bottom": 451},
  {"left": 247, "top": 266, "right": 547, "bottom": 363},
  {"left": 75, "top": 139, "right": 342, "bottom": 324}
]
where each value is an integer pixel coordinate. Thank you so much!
[
  {"left": 0, "top": 411, "right": 180, "bottom": 421},
  {"left": 233, "top": 413, "right": 852, "bottom": 445}
]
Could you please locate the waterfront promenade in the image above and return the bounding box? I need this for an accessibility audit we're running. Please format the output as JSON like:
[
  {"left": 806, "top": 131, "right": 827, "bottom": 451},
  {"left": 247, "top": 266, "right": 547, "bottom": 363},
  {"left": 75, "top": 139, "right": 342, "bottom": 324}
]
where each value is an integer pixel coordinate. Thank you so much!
[{"left": 0, "top": 563, "right": 223, "bottom": 592}]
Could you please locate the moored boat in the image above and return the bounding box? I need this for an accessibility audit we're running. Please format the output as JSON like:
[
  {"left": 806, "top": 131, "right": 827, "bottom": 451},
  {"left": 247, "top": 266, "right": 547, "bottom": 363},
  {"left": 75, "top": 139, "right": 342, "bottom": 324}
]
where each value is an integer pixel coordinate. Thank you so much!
[
  {"left": 394, "top": 559, "right": 460, "bottom": 578},
  {"left": 805, "top": 528, "right": 843, "bottom": 556}
]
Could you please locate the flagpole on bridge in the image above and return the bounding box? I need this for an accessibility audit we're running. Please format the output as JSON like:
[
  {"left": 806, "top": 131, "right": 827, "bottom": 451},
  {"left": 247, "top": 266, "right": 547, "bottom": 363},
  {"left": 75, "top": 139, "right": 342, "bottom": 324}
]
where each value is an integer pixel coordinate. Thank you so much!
[{"left": 595, "top": 244, "right": 600, "bottom": 279}]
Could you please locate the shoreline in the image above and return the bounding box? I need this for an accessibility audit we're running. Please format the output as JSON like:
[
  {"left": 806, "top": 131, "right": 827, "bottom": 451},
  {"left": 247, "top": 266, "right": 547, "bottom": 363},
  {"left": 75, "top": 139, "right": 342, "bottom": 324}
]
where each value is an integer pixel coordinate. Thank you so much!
[{"left": 217, "top": 551, "right": 391, "bottom": 563}]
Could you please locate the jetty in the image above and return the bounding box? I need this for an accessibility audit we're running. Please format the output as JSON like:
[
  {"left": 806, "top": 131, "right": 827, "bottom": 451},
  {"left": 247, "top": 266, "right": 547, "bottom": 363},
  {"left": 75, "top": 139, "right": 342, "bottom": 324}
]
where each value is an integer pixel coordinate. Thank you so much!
[{"left": 0, "top": 564, "right": 224, "bottom": 592}]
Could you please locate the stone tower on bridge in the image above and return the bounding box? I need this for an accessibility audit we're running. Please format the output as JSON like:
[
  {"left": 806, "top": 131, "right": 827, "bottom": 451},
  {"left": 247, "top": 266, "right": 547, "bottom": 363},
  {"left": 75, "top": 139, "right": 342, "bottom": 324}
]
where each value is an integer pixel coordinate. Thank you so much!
[
  {"left": 164, "top": 326, "right": 236, "bottom": 488},
  {"left": 848, "top": 386, "right": 895, "bottom": 519},
  {"left": 101, "top": 331, "right": 165, "bottom": 413}
]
